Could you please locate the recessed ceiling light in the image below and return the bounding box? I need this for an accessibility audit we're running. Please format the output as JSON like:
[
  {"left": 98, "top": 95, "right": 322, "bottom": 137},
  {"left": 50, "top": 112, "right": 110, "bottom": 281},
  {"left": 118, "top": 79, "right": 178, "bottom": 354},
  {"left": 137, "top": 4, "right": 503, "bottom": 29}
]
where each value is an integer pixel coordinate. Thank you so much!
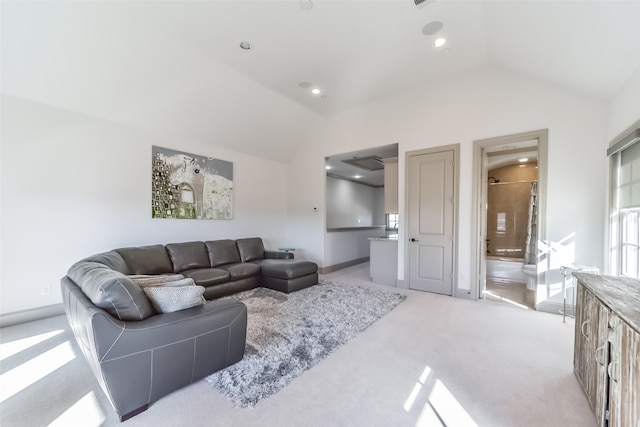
[
  {"left": 311, "top": 88, "right": 321, "bottom": 95},
  {"left": 239, "top": 41, "right": 251, "bottom": 50},
  {"left": 519, "top": 158, "right": 528, "bottom": 163},
  {"left": 325, "top": 165, "right": 332, "bottom": 170},
  {"left": 433, "top": 38, "right": 447, "bottom": 48},
  {"left": 354, "top": 175, "right": 362, "bottom": 179},
  {"left": 299, "top": 0, "right": 313, "bottom": 11}
]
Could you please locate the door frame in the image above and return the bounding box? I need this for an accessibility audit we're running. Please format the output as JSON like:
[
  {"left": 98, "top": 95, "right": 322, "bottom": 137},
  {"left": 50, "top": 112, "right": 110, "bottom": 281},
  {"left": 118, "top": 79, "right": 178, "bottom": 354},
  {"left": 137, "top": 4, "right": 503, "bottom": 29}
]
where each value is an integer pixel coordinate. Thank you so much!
[
  {"left": 405, "top": 144, "right": 460, "bottom": 296},
  {"left": 471, "top": 129, "right": 548, "bottom": 303}
]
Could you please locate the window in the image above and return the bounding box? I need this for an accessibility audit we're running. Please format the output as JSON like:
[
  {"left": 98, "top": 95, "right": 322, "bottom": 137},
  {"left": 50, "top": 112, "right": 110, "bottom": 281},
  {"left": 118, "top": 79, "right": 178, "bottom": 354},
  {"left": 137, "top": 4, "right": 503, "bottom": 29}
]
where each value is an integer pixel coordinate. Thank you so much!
[
  {"left": 496, "top": 212, "right": 506, "bottom": 233},
  {"left": 621, "top": 209, "right": 640, "bottom": 278},
  {"left": 386, "top": 213, "right": 399, "bottom": 230},
  {"left": 608, "top": 121, "right": 640, "bottom": 278}
]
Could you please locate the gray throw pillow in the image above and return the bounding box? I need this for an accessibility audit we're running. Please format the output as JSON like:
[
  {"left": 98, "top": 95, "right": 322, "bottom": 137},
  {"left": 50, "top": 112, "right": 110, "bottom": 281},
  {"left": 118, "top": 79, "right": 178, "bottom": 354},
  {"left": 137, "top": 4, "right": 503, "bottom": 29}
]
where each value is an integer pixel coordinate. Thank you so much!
[
  {"left": 141, "top": 285, "right": 206, "bottom": 313},
  {"left": 129, "top": 274, "right": 206, "bottom": 313}
]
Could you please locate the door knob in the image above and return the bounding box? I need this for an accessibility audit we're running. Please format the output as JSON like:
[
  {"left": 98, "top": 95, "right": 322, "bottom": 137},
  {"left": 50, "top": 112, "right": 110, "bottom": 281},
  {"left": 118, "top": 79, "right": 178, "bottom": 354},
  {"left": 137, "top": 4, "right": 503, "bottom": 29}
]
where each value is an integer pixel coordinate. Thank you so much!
[{"left": 410, "top": 238, "right": 419, "bottom": 242}]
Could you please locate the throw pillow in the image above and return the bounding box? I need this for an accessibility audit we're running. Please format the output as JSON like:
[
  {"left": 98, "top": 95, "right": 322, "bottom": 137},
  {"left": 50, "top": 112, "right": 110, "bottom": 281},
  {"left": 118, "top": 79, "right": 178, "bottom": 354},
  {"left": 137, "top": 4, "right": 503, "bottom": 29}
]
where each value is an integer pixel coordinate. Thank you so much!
[
  {"left": 128, "top": 274, "right": 191, "bottom": 287},
  {"left": 142, "top": 285, "right": 206, "bottom": 313}
]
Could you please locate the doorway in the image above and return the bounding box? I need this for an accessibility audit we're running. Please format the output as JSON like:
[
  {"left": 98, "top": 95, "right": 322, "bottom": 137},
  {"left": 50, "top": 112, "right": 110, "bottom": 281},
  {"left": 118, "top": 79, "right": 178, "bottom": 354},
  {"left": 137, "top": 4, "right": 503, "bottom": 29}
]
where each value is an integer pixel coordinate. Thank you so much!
[
  {"left": 472, "top": 129, "right": 548, "bottom": 309},
  {"left": 406, "top": 145, "right": 458, "bottom": 295},
  {"left": 323, "top": 144, "right": 398, "bottom": 273}
]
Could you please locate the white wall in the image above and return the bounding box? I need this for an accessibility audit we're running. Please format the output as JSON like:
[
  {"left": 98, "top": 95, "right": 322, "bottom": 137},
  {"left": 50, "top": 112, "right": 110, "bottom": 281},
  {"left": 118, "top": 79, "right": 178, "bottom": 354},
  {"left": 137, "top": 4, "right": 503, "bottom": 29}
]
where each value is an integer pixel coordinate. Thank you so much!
[
  {"left": 323, "top": 176, "right": 385, "bottom": 268},
  {"left": 607, "top": 65, "right": 640, "bottom": 141},
  {"left": 325, "top": 176, "right": 383, "bottom": 228},
  {"left": 0, "top": 95, "right": 290, "bottom": 314},
  {"left": 4, "top": 64, "right": 630, "bottom": 315},
  {"left": 287, "top": 67, "right": 608, "bottom": 299},
  {"left": 324, "top": 230, "right": 382, "bottom": 269}
]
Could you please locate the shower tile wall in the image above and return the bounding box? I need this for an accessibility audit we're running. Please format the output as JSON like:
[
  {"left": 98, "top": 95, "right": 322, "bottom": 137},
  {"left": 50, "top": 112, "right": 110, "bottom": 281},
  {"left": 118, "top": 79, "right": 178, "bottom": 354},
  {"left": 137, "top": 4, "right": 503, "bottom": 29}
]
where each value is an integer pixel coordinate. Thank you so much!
[{"left": 487, "top": 163, "right": 537, "bottom": 258}]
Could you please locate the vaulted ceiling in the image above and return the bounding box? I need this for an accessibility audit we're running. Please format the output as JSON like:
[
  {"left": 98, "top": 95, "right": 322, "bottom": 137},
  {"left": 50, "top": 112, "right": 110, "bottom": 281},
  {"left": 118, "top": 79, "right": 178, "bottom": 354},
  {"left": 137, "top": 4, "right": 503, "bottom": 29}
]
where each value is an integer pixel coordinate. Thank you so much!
[{"left": 3, "top": 1, "right": 640, "bottom": 162}]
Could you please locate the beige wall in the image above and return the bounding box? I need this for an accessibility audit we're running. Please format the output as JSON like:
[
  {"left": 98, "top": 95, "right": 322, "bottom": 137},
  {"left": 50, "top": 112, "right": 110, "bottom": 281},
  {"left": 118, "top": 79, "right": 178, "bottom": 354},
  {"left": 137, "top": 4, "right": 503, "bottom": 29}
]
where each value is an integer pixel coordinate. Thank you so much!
[{"left": 486, "top": 163, "right": 538, "bottom": 258}]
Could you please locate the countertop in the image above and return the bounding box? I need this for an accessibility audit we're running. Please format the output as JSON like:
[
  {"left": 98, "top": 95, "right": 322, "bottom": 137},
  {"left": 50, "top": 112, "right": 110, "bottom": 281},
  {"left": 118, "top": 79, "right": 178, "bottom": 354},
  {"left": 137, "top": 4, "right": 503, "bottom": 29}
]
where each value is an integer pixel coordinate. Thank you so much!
[
  {"left": 368, "top": 236, "right": 398, "bottom": 241},
  {"left": 574, "top": 273, "right": 640, "bottom": 333}
]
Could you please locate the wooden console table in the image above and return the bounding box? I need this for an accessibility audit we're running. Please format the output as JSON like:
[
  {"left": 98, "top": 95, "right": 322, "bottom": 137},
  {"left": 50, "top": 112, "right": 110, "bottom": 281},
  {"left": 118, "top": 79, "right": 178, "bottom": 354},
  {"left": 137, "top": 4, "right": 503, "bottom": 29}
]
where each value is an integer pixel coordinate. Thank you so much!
[{"left": 573, "top": 273, "right": 640, "bottom": 426}]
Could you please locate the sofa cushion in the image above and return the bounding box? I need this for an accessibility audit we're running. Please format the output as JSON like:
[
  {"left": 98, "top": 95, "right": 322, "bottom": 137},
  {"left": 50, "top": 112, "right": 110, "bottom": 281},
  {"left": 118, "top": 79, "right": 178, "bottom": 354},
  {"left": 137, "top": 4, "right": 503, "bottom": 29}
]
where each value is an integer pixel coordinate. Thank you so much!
[
  {"left": 166, "top": 242, "right": 210, "bottom": 273},
  {"left": 116, "top": 245, "right": 173, "bottom": 275},
  {"left": 219, "top": 262, "right": 260, "bottom": 281},
  {"left": 84, "top": 251, "right": 130, "bottom": 274},
  {"left": 67, "top": 261, "right": 156, "bottom": 321},
  {"left": 205, "top": 240, "right": 241, "bottom": 267},
  {"left": 235, "top": 237, "right": 265, "bottom": 262},
  {"left": 258, "top": 259, "right": 318, "bottom": 279},
  {"left": 181, "top": 268, "right": 230, "bottom": 287}
]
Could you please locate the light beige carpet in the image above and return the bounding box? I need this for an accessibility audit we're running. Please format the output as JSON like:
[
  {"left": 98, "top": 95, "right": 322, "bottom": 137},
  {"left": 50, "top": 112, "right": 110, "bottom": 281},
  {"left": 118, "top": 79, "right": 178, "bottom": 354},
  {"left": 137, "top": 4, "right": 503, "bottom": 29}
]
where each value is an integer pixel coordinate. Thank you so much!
[{"left": 0, "top": 263, "right": 595, "bottom": 426}]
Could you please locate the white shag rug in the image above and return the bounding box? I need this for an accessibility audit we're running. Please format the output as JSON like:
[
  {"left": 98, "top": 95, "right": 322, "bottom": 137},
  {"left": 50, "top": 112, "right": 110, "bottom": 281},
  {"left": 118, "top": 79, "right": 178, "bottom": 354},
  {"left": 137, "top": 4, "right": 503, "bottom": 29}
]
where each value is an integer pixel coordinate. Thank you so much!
[{"left": 206, "top": 280, "right": 406, "bottom": 407}]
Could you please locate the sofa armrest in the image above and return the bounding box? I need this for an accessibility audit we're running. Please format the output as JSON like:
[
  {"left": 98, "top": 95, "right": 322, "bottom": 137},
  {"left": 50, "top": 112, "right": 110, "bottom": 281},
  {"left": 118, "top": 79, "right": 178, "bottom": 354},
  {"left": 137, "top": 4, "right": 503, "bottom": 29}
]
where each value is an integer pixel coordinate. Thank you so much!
[
  {"left": 61, "top": 276, "right": 246, "bottom": 420},
  {"left": 264, "top": 250, "right": 294, "bottom": 260},
  {"left": 99, "top": 300, "right": 246, "bottom": 360}
]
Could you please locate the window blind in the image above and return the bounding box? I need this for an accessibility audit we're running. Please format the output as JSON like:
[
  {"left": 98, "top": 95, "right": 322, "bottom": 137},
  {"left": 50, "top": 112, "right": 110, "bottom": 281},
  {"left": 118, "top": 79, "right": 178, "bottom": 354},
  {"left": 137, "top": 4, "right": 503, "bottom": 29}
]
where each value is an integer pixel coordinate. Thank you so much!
[{"left": 620, "top": 139, "right": 640, "bottom": 209}]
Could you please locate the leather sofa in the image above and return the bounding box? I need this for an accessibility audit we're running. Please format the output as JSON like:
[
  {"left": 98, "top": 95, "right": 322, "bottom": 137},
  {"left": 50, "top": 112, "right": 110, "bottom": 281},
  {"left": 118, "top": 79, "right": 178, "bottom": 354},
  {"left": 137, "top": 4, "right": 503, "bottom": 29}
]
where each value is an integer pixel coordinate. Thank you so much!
[{"left": 60, "top": 237, "right": 318, "bottom": 421}]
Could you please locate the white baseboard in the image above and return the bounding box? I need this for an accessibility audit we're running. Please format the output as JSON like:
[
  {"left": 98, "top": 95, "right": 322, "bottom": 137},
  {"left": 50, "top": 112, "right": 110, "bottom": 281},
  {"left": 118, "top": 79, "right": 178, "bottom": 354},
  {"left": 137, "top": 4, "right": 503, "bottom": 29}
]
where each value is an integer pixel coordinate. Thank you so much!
[
  {"left": 455, "top": 288, "right": 475, "bottom": 299},
  {"left": 319, "top": 257, "right": 369, "bottom": 274},
  {"left": 0, "top": 304, "right": 65, "bottom": 328}
]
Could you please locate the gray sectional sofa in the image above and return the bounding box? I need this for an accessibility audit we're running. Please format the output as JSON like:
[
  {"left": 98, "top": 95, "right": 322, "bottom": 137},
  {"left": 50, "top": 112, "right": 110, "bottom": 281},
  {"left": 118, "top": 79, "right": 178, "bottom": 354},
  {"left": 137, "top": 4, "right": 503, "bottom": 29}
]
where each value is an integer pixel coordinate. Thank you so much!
[{"left": 60, "top": 237, "right": 318, "bottom": 421}]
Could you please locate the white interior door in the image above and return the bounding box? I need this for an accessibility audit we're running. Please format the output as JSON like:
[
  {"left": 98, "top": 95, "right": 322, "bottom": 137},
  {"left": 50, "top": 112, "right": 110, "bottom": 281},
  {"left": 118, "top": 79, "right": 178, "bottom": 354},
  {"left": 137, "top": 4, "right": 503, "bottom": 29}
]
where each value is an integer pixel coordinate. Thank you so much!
[{"left": 408, "top": 149, "right": 454, "bottom": 295}]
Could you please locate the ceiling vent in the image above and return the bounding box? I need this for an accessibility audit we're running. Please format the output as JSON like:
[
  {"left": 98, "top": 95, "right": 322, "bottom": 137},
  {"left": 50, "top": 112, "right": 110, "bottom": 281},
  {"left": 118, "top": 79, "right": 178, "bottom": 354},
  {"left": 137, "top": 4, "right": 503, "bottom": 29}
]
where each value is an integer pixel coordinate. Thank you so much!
[
  {"left": 414, "top": 0, "right": 436, "bottom": 7},
  {"left": 342, "top": 156, "right": 384, "bottom": 171}
]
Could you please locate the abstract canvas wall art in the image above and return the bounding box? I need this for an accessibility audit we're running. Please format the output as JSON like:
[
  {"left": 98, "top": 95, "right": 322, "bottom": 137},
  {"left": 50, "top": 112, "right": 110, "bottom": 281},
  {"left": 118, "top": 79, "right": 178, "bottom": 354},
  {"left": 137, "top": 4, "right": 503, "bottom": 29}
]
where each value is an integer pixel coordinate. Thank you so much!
[{"left": 152, "top": 146, "right": 233, "bottom": 220}]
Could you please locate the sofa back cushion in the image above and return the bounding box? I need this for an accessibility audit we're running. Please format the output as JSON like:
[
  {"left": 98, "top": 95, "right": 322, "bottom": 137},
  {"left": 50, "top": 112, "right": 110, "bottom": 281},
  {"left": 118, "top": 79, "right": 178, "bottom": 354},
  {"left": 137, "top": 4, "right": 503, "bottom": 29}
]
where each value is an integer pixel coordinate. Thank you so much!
[
  {"left": 67, "top": 261, "right": 155, "bottom": 321},
  {"left": 205, "top": 240, "right": 241, "bottom": 267},
  {"left": 235, "top": 238, "right": 265, "bottom": 262},
  {"left": 84, "top": 251, "right": 130, "bottom": 274},
  {"left": 166, "top": 241, "right": 210, "bottom": 272},
  {"left": 116, "top": 245, "right": 173, "bottom": 275}
]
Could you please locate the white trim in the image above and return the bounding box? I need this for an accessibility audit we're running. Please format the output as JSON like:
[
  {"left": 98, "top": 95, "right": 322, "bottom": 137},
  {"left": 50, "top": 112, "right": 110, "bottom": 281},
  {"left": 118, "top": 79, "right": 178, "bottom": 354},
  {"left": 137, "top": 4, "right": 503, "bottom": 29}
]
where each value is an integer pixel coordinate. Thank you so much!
[
  {"left": 471, "top": 129, "right": 548, "bottom": 306},
  {"left": 0, "top": 303, "right": 64, "bottom": 327}
]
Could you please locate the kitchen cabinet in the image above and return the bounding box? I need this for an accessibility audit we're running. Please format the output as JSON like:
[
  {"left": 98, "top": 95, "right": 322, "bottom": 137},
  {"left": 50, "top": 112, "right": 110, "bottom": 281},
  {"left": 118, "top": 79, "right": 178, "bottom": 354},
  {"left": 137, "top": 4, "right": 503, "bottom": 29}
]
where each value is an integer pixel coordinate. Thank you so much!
[
  {"left": 369, "top": 238, "right": 398, "bottom": 286},
  {"left": 383, "top": 158, "right": 398, "bottom": 214},
  {"left": 573, "top": 273, "right": 640, "bottom": 426}
]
